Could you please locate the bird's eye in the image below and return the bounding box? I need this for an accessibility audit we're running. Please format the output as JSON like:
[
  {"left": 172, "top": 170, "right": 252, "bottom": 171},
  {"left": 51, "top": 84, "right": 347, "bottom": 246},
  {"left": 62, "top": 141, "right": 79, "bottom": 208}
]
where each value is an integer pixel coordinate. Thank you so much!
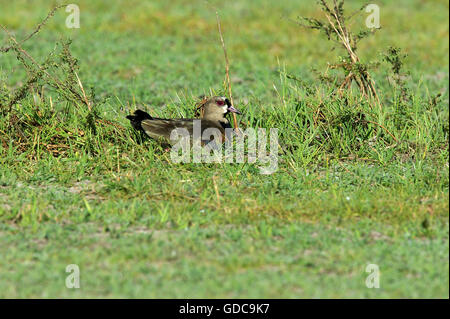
[{"left": 216, "top": 100, "right": 225, "bottom": 106}]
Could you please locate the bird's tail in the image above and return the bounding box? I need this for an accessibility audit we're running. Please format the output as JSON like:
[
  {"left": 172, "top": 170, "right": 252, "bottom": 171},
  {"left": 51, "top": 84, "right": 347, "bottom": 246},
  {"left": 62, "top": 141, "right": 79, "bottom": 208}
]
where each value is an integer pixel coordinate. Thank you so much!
[{"left": 126, "top": 110, "right": 152, "bottom": 131}]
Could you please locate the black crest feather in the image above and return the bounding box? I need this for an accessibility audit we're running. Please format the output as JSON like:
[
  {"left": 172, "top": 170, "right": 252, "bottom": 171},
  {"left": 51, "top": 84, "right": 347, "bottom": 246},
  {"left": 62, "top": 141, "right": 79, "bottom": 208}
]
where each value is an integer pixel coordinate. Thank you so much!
[{"left": 126, "top": 110, "right": 152, "bottom": 131}]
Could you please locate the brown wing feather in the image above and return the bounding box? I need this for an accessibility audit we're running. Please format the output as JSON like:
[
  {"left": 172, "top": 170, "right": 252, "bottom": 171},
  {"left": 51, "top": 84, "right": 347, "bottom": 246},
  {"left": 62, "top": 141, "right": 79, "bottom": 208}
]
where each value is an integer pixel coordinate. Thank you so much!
[
  {"left": 140, "top": 119, "right": 193, "bottom": 142},
  {"left": 140, "top": 119, "right": 227, "bottom": 144}
]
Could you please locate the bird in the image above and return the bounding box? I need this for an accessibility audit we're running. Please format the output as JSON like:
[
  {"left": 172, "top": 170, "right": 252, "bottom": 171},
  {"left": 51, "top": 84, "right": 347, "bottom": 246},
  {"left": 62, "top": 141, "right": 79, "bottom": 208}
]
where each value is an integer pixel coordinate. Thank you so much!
[{"left": 126, "top": 96, "right": 241, "bottom": 145}]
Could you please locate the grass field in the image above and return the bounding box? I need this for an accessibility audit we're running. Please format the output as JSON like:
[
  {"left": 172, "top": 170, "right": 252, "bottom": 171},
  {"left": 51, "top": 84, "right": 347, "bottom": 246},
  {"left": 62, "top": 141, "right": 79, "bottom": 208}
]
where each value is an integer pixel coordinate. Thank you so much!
[{"left": 0, "top": 0, "right": 448, "bottom": 298}]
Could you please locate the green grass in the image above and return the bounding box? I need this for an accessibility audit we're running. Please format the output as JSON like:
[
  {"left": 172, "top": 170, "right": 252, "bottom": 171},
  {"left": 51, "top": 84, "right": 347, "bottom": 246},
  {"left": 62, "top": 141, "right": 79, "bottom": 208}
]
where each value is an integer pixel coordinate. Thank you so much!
[{"left": 0, "top": 0, "right": 448, "bottom": 298}]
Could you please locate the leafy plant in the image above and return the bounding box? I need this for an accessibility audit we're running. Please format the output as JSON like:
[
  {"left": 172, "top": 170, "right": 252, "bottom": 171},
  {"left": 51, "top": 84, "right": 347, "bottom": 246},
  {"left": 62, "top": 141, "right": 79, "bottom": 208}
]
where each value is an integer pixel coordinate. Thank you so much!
[{"left": 296, "top": 0, "right": 381, "bottom": 107}]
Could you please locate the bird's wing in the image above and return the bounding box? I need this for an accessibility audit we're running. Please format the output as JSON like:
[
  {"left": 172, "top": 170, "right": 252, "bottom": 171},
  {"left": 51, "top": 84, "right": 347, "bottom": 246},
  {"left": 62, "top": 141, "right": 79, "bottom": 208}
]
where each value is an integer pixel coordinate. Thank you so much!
[
  {"left": 140, "top": 119, "right": 194, "bottom": 142},
  {"left": 140, "top": 119, "right": 227, "bottom": 145}
]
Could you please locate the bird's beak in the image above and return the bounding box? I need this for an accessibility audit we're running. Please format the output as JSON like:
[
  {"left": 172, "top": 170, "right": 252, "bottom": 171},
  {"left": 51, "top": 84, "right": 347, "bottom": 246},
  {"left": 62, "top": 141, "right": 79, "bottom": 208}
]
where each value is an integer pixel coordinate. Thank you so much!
[
  {"left": 225, "top": 98, "right": 242, "bottom": 114},
  {"left": 227, "top": 105, "right": 242, "bottom": 114}
]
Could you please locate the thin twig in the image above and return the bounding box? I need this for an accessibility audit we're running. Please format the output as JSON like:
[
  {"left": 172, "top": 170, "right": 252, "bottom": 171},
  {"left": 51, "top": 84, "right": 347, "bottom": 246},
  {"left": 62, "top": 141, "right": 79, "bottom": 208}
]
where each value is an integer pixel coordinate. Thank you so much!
[
  {"left": 74, "top": 71, "right": 92, "bottom": 111},
  {"left": 0, "top": 4, "right": 67, "bottom": 53},
  {"left": 216, "top": 11, "right": 239, "bottom": 132}
]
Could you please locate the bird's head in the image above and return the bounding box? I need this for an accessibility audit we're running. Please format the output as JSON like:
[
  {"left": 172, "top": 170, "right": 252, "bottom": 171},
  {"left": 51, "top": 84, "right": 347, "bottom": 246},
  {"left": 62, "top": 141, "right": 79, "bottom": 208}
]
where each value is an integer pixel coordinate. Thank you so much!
[{"left": 202, "top": 96, "right": 241, "bottom": 121}]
